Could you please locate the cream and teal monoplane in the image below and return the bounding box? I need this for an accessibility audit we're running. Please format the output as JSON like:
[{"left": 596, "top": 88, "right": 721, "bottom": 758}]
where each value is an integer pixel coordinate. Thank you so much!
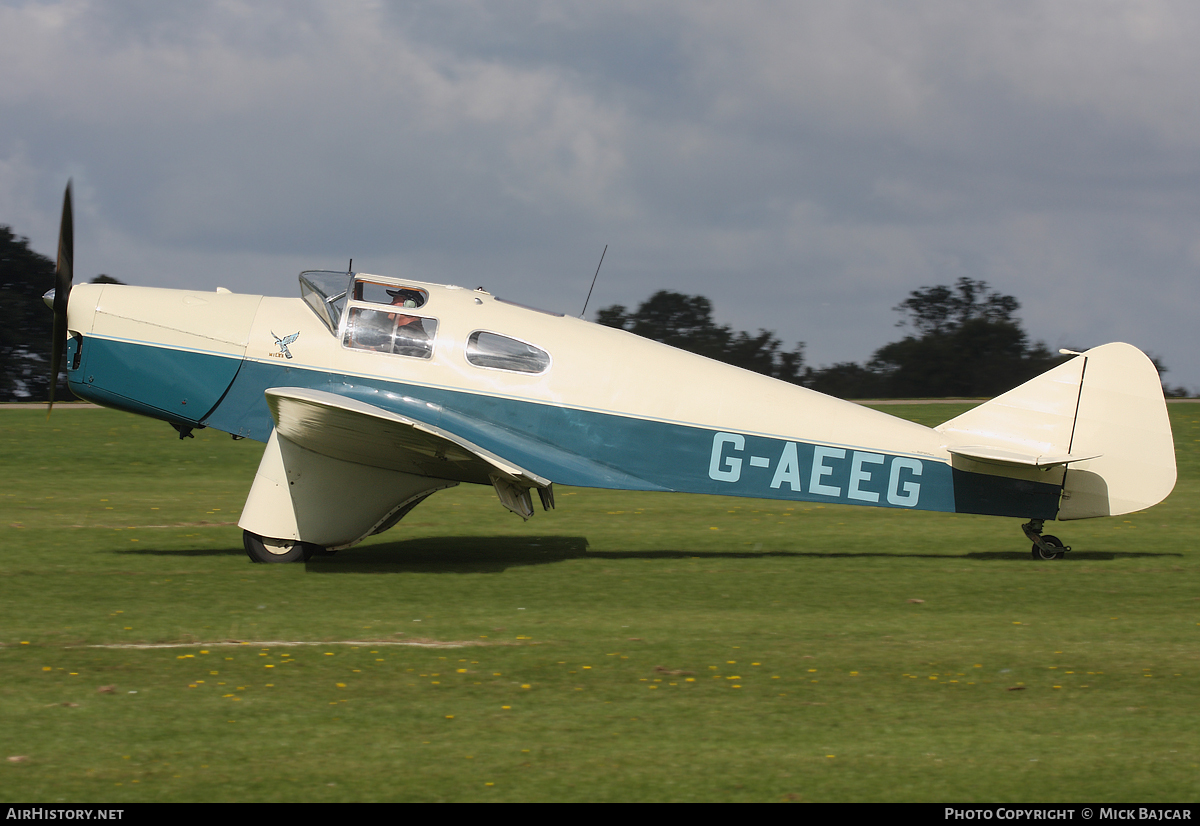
[{"left": 45, "top": 185, "right": 1176, "bottom": 562}]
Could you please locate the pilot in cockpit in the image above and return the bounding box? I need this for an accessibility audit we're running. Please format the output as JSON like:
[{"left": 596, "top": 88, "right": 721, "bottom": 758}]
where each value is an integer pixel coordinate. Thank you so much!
[{"left": 385, "top": 288, "right": 430, "bottom": 353}]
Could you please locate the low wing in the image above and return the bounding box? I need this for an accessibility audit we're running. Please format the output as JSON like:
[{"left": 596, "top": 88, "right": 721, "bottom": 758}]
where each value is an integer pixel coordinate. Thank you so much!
[
  {"left": 268, "top": 386, "right": 670, "bottom": 492},
  {"left": 265, "top": 387, "right": 549, "bottom": 489},
  {"left": 264, "top": 387, "right": 668, "bottom": 521}
]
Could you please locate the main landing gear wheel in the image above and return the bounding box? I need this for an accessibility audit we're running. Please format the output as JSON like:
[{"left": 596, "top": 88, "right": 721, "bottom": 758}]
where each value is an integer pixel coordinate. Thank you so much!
[
  {"left": 1021, "top": 519, "right": 1070, "bottom": 560},
  {"left": 243, "top": 530, "right": 322, "bottom": 563},
  {"left": 1031, "top": 534, "right": 1065, "bottom": 560}
]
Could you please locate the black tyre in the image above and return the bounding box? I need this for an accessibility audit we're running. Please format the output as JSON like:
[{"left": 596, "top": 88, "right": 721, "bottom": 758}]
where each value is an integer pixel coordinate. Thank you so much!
[
  {"left": 1031, "top": 534, "right": 1065, "bottom": 560},
  {"left": 244, "top": 530, "right": 319, "bottom": 563}
]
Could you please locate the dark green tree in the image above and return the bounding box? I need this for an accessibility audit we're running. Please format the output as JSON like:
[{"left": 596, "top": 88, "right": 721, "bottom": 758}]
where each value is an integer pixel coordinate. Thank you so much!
[
  {"left": 893, "top": 278, "right": 1020, "bottom": 336},
  {"left": 0, "top": 227, "right": 120, "bottom": 402},
  {"left": 805, "top": 361, "right": 886, "bottom": 399},
  {"left": 867, "top": 278, "right": 1063, "bottom": 397},
  {"left": 596, "top": 290, "right": 805, "bottom": 382},
  {"left": 802, "top": 277, "right": 1064, "bottom": 398},
  {"left": 0, "top": 225, "right": 59, "bottom": 402}
]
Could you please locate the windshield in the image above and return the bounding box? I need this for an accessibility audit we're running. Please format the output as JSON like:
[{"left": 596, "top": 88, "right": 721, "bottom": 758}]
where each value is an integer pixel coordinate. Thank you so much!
[{"left": 299, "top": 271, "right": 351, "bottom": 334}]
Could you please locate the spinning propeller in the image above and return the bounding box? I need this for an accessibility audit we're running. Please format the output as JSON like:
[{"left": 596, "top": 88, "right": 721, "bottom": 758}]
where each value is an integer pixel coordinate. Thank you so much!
[{"left": 46, "top": 181, "right": 73, "bottom": 416}]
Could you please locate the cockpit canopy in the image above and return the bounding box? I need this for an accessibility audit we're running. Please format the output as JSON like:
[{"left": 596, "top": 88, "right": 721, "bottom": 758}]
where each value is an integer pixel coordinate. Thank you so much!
[
  {"left": 297, "top": 270, "right": 550, "bottom": 373},
  {"left": 300, "top": 271, "right": 432, "bottom": 334}
]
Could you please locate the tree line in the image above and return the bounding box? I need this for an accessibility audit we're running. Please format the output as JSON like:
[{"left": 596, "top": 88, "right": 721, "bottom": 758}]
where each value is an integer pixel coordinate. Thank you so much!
[
  {"left": 0, "top": 225, "right": 60, "bottom": 402},
  {"left": 597, "top": 277, "right": 1187, "bottom": 398},
  {"left": 0, "top": 225, "right": 122, "bottom": 402}
]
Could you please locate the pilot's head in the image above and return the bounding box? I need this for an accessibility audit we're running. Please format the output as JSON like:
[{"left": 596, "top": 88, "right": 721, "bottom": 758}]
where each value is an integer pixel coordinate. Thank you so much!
[{"left": 387, "top": 288, "right": 422, "bottom": 309}]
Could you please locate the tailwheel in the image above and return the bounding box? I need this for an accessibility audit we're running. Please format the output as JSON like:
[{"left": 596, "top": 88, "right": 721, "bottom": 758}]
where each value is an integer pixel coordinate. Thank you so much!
[
  {"left": 1031, "top": 534, "right": 1065, "bottom": 560},
  {"left": 243, "top": 530, "right": 321, "bottom": 563},
  {"left": 1021, "top": 519, "right": 1070, "bottom": 560}
]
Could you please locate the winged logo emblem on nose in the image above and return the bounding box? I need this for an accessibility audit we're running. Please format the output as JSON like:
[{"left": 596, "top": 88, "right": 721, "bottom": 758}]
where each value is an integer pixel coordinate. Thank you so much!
[{"left": 271, "top": 331, "right": 300, "bottom": 359}]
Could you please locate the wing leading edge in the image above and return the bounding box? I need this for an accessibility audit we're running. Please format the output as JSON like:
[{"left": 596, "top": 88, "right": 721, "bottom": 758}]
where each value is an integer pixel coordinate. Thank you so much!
[
  {"left": 262, "top": 387, "right": 667, "bottom": 526},
  {"left": 266, "top": 387, "right": 550, "bottom": 488},
  {"left": 265, "top": 387, "right": 556, "bottom": 520}
]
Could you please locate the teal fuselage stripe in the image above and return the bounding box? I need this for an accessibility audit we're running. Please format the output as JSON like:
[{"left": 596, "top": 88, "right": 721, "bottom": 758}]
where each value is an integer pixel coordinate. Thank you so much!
[
  {"left": 69, "top": 336, "right": 1061, "bottom": 519},
  {"left": 67, "top": 334, "right": 243, "bottom": 425}
]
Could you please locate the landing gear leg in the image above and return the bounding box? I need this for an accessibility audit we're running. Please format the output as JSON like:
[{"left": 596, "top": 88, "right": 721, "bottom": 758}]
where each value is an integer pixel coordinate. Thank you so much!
[{"left": 1022, "top": 519, "right": 1070, "bottom": 560}]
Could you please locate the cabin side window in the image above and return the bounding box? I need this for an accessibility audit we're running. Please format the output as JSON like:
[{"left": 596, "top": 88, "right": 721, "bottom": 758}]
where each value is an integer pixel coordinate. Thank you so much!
[
  {"left": 353, "top": 280, "right": 429, "bottom": 309},
  {"left": 343, "top": 307, "right": 438, "bottom": 359},
  {"left": 466, "top": 331, "right": 550, "bottom": 374}
]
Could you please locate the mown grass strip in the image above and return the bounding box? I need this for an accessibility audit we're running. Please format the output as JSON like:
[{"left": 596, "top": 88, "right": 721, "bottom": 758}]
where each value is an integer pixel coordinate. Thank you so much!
[{"left": 1, "top": 405, "right": 1198, "bottom": 802}]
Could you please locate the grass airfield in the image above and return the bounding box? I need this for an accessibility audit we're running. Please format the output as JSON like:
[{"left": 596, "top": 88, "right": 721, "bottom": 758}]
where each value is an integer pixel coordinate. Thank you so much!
[{"left": 1, "top": 403, "right": 1198, "bottom": 803}]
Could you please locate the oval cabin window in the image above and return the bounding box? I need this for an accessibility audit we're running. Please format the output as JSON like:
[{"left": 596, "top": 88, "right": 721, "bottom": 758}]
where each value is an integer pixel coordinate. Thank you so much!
[{"left": 466, "top": 331, "right": 550, "bottom": 374}]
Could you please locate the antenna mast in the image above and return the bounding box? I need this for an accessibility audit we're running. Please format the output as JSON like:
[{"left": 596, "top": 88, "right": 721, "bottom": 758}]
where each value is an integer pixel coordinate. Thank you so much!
[{"left": 580, "top": 244, "right": 607, "bottom": 319}]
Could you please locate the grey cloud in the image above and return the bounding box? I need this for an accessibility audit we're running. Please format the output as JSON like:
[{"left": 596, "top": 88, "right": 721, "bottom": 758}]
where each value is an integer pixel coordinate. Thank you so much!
[{"left": 1, "top": 0, "right": 1196, "bottom": 387}]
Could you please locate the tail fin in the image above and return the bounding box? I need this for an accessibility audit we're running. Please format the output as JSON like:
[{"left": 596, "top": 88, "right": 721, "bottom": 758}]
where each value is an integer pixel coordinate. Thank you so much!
[{"left": 936, "top": 343, "right": 1175, "bottom": 520}]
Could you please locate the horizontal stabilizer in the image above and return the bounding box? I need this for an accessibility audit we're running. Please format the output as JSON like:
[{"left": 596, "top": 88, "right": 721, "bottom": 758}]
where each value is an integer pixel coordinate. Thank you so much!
[{"left": 946, "top": 445, "right": 1101, "bottom": 468}]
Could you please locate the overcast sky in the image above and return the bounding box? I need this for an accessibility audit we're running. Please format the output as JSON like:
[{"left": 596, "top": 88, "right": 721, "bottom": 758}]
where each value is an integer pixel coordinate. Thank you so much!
[{"left": 2, "top": 0, "right": 1197, "bottom": 389}]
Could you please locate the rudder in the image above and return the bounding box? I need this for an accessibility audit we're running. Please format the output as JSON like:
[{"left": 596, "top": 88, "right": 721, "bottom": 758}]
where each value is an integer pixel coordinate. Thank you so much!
[{"left": 936, "top": 343, "right": 1175, "bottom": 520}]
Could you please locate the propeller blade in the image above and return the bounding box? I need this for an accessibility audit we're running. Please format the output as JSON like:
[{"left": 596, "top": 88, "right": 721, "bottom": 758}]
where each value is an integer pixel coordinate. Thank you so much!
[{"left": 48, "top": 181, "right": 73, "bottom": 416}]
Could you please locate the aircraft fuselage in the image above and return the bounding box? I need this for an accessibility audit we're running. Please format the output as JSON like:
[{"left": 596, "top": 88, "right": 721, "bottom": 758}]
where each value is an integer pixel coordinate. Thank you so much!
[{"left": 62, "top": 273, "right": 1067, "bottom": 524}]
